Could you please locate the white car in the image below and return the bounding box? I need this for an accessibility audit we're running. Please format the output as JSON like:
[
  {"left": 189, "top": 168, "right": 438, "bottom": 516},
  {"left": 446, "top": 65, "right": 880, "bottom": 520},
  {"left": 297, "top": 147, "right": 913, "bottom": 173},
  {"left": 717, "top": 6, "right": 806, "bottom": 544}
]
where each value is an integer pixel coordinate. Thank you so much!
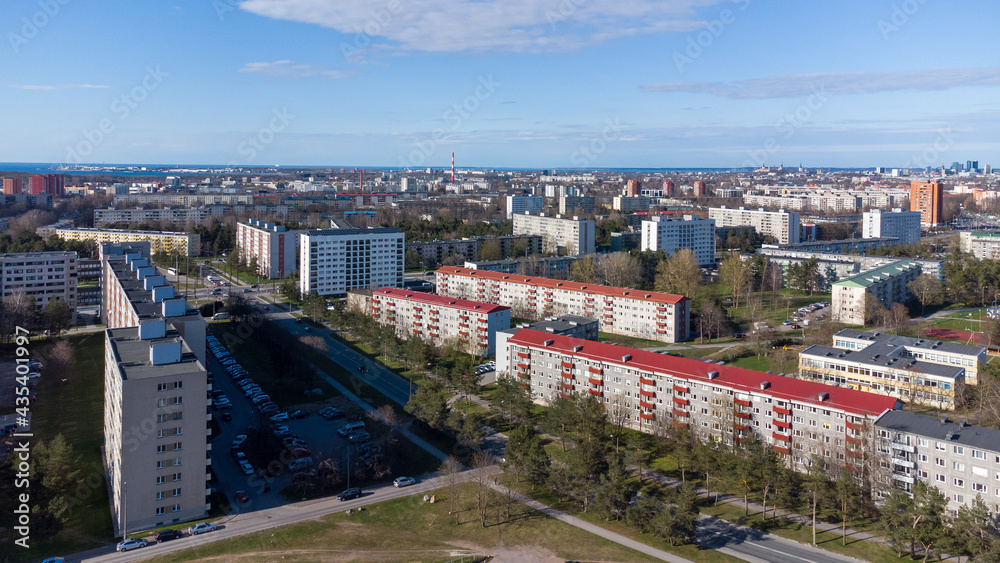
[
  {"left": 393, "top": 476, "right": 416, "bottom": 488},
  {"left": 232, "top": 434, "right": 247, "bottom": 447},
  {"left": 188, "top": 522, "right": 218, "bottom": 535},
  {"left": 240, "top": 461, "right": 254, "bottom": 475},
  {"left": 115, "top": 538, "right": 147, "bottom": 552}
]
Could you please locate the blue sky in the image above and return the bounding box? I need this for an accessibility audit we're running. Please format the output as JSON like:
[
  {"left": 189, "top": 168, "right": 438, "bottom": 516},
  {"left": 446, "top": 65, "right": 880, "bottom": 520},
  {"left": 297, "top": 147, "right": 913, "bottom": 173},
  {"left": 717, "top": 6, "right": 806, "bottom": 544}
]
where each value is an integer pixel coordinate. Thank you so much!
[{"left": 1, "top": 0, "right": 997, "bottom": 169}]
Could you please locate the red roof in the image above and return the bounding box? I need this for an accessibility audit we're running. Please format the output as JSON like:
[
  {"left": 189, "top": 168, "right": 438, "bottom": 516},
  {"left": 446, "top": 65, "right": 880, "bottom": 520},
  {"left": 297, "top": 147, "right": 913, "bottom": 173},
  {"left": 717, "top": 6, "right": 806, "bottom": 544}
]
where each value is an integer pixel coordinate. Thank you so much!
[
  {"left": 507, "top": 329, "right": 900, "bottom": 417},
  {"left": 372, "top": 287, "right": 509, "bottom": 314},
  {"left": 435, "top": 266, "right": 688, "bottom": 305}
]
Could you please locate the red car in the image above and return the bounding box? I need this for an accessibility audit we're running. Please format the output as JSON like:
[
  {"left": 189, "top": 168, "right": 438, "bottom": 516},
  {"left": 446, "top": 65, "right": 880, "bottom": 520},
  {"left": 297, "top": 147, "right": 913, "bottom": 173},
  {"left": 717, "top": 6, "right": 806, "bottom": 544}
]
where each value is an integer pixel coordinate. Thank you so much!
[{"left": 235, "top": 490, "right": 249, "bottom": 503}]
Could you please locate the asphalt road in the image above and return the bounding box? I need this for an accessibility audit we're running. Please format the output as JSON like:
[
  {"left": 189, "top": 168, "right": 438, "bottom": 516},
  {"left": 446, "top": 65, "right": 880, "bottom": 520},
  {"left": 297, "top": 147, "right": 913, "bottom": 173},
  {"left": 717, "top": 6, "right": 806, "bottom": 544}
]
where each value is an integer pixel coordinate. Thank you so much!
[{"left": 697, "top": 516, "right": 862, "bottom": 563}]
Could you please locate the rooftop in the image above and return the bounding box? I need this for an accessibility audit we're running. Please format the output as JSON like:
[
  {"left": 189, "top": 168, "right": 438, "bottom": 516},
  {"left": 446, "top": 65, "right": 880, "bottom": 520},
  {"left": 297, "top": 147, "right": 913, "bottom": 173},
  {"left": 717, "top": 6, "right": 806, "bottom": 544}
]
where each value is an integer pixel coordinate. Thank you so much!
[
  {"left": 504, "top": 315, "right": 598, "bottom": 335},
  {"left": 303, "top": 227, "right": 403, "bottom": 237},
  {"left": 763, "top": 237, "right": 900, "bottom": 250},
  {"left": 56, "top": 227, "right": 193, "bottom": 236},
  {"left": 106, "top": 326, "right": 204, "bottom": 380},
  {"left": 833, "top": 260, "right": 923, "bottom": 288},
  {"left": 834, "top": 328, "right": 985, "bottom": 356},
  {"left": 875, "top": 410, "right": 1000, "bottom": 452},
  {"left": 436, "top": 266, "right": 688, "bottom": 305},
  {"left": 372, "top": 287, "right": 509, "bottom": 314},
  {"left": 801, "top": 343, "right": 965, "bottom": 379},
  {"left": 107, "top": 256, "right": 200, "bottom": 321},
  {"left": 509, "top": 329, "right": 899, "bottom": 416}
]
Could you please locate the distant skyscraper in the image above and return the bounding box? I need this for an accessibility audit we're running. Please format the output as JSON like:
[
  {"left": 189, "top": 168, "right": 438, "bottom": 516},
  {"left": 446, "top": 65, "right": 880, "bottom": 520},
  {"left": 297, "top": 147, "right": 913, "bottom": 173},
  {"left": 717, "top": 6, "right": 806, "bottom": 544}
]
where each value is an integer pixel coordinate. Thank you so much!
[
  {"left": 986, "top": 165, "right": 993, "bottom": 176},
  {"left": 2, "top": 178, "right": 21, "bottom": 195},
  {"left": 27, "top": 174, "right": 65, "bottom": 196},
  {"left": 626, "top": 179, "right": 641, "bottom": 197},
  {"left": 663, "top": 180, "right": 675, "bottom": 197},
  {"left": 952, "top": 161, "right": 962, "bottom": 171},
  {"left": 692, "top": 180, "right": 707, "bottom": 197},
  {"left": 972, "top": 161, "right": 979, "bottom": 172},
  {"left": 909, "top": 180, "right": 943, "bottom": 227}
]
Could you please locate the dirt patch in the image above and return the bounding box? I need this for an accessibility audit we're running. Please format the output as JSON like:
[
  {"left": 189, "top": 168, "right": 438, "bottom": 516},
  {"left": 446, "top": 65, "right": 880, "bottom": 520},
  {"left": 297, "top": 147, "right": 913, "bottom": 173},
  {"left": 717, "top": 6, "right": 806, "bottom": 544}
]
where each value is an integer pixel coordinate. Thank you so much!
[{"left": 922, "top": 327, "right": 989, "bottom": 345}]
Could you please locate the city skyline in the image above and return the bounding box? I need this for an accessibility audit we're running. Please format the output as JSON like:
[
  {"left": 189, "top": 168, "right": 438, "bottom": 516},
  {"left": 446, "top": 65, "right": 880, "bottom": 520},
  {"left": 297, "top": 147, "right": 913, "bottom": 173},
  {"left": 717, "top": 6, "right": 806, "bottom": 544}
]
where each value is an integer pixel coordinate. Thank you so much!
[{"left": 1, "top": 0, "right": 998, "bottom": 168}]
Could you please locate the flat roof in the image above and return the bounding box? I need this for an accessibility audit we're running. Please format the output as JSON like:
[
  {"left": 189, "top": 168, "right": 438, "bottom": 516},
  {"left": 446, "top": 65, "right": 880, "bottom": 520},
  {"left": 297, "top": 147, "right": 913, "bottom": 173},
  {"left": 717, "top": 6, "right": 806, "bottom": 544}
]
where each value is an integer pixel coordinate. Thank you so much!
[
  {"left": 372, "top": 287, "right": 508, "bottom": 314},
  {"left": 0, "top": 251, "right": 77, "bottom": 259},
  {"left": 801, "top": 343, "right": 964, "bottom": 379},
  {"left": 764, "top": 237, "right": 899, "bottom": 250},
  {"left": 108, "top": 257, "right": 201, "bottom": 321},
  {"left": 834, "top": 328, "right": 985, "bottom": 356},
  {"left": 302, "top": 227, "right": 403, "bottom": 237},
  {"left": 876, "top": 410, "right": 1000, "bottom": 452},
  {"left": 436, "top": 266, "right": 688, "bottom": 305},
  {"left": 106, "top": 326, "right": 204, "bottom": 380},
  {"left": 504, "top": 315, "right": 598, "bottom": 335},
  {"left": 56, "top": 227, "right": 193, "bottom": 236},
  {"left": 833, "top": 260, "right": 922, "bottom": 288},
  {"left": 509, "top": 329, "right": 899, "bottom": 416}
]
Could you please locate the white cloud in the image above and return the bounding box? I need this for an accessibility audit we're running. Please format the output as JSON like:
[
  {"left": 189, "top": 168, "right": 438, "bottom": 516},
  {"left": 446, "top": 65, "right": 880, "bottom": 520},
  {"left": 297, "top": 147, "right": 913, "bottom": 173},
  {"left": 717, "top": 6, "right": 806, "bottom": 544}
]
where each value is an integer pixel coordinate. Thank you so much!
[
  {"left": 6, "top": 84, "right": 110, "bottom": 90},
  {"left": 238, "top": 60, "right": 354, "bottom": 79},
  {"left": 239, "top": 0, "right": 721, "bottom": 53},
  {"left": 641, "top": 67, "right": 1000, "bottom": 98}
]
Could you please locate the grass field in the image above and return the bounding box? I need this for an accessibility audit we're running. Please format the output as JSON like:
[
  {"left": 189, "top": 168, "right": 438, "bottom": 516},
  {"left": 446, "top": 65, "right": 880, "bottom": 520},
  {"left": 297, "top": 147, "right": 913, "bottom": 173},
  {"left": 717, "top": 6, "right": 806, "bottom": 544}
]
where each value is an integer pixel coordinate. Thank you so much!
[
  {"left": 146, "top": 483, "right": 669, "bottom": 563},
  {"left": 15, "top": 334, "right": 114, "bottom": 561},
  {"left": 598, "top": 332, "right": 667, "bottom": 348}
]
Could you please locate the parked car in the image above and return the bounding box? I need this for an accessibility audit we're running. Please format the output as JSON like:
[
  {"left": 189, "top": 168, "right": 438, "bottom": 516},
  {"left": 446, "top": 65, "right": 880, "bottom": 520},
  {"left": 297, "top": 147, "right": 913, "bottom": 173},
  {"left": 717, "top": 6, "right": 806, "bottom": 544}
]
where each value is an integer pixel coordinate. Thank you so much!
[
  {"left": 393, "top": 476, "right": 416, "bottom": 488},
  {"left": 336, "top": 487, "right": 363, "bottom": 501},
  {"left": 235, "top": 490, "right": 249, "bottom": 503},
  {"left": 155, "top": 529, "right": 183, "bottom": 543},
  {"left": 289, "top": 409, "right": 310, "bottom": 419},
  {"left": 188, "top": 522, "right": 218, "bottom": 535},
  {"left": 221, "top": 411, "right": 233, "bottom": 422},
  {"left": 232, "top": 434, "right": 247, "bottom": 447},
  {"left": 269, "top": 412, "right": 289, "bottom": 422},
  {"left": 239, "top": 461, "right": 254, "bottom": 475},
  {"left": 116, "top": 538, "right": 148, "bottom": 552}
]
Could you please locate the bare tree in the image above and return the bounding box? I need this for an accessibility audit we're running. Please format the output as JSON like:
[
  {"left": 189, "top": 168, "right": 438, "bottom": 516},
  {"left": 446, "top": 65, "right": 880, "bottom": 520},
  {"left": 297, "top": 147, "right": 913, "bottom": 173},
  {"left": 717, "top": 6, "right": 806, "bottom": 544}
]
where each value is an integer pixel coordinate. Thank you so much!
[
  {"left": 719, "top": 252, "right": 751, "bottom": 309},
  {"left": 696, "top": 301, "right": 726, "bottom": 343},
  {"left": 597, "top": 252, "right": 642, "bottom": 288},
  {"left": 441, "top": 456, "right": 464, "bottom": 524},
  {"left": 654, "top": 248, "right": 701, "bottom": 298},
  {"left": 299, "top": 335, "right": 329, "bottom": 352},
  {"left": 569, "top": 255, "right": 598, "bottom": 283},
  {"left": 907, "top": 274, "right": 944, "bottom": 315},
  {"left": 472, "top": 451, "right": 497, "bottom": 528}
]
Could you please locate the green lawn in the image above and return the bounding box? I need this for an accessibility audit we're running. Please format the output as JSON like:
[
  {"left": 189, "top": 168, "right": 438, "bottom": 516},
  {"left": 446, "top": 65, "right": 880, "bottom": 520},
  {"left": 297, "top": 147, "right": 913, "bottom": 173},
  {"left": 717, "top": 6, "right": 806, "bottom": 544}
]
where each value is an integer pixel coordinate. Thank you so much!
[
  {"left": 146, "top": 483, "right": 669, "bottom": 563},
  {"left": 724, "top": 354, "right": 773, "bottom": 372},
  {"left": 15, "top": 334, "right": 115, "bottom": 561},
  {"left": 598, "top": 332, "right": 667, "bottom": 349},
  {"left": 931, "top": 317, "right": 986, "bottom": 332}
]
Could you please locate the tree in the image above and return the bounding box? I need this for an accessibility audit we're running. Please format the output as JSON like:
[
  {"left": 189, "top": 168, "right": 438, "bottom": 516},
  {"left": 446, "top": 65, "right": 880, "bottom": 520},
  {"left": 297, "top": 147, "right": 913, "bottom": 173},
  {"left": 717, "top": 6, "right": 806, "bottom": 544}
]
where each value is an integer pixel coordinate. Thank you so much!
[
  {"left": 542, "top": 396, "right": 578, "bottom": 452},
  {"left": 503, "top": 425, "right": 549, "bottom": 487},
  {"left": 479, "top": 238, "right": 502, "bottom": 261},
  {"left": 907, "top": 274, "right": 944, "bottom": 314},
  {"left": 44, "top": 299, "right": 73, "bottom": 336},
  {"left": 696, "top": 301, "right": 726, "bottom": 343},
  {"left": 569, "top": 255, "right": 598, "bottom": 283},
  {"left": 46, "top": 339, "right": 75, "bottom": 379},
  {"left": 655, "top": 248, "right": 701, "bottom": 298},
  {"left": 441, "top": 456, "right": 464, "bottom": 524},
  {"left": 948, "top": 495, "right": 997, "bottom": 561},
  {"left": 719, "top": 252, "right": 751, "bottom": 309},
  {"left": 490, "top": 377, "right": 533, "bottom": 427},
  {"left": 910, "top": 480, "right": 949, "bottom": 563},
  {"left": 279, "top": 277, "right": 300, "bottom": 302},
  {"left": 404, "top": 378, "right": 450, "bottom": 430},
  {"left": 863, "top": 294, "right": 887, "bottom": 326},
  {"left": 472, "top": 451, "right": 496, "bottom": 528},
  {"left": 597, "top": 252, "right": 642, "bottom": 288},
  {"left": 594, "top": 455, "right": 631, "bottom": 521},
  {"left": 624, "top": 432, "right": 652, "bottom": 482},
  {"left": 301, "top": 291, "right": 328, "bottom": 321},
  {"left": 833, "top": 468, "right": 862, "bottom": 545},
  {"left": 804, "top": 456, "right": 829, "bottom": 546},
  {"left": 883, "top": 302, "right": 911, "bottom": 334},
  {"left": 656, "top": 483, "right": 699, "bottom": 546}
]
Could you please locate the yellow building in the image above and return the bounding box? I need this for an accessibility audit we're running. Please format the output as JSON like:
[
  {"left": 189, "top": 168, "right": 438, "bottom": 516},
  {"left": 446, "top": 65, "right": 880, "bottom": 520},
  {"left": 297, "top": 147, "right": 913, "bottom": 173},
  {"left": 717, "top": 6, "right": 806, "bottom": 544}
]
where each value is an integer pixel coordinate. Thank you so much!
[{"left": 56, "top": 228, "right": 200, "bottom": 257}]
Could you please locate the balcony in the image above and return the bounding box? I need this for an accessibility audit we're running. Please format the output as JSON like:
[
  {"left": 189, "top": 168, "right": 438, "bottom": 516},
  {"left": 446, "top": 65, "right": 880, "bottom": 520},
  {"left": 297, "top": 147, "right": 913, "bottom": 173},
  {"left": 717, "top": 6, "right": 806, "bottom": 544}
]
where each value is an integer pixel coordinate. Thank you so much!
[
  {"left": 673, "top": 384, "right": 689, "bottom": 393},
  {"left": 892, "top": 458, "right": 915, "bottom": 469},
  {"left": 561, "top": 361, "right": 574, "bottom": 369},
  {"left": 734, "top": 411, "right": 751, "bottom": 420},
  {"left": 772, "top": 431, "right": 791, "bottom": 442},
  {"left": 773, "top": 446, "right": 790, "bottom": 455},
  {"left": 894, "top": 473, "right": 916, "bottom": 484},
  {"left": 673, "top": 422, "right": 689, "bottom": 429},
  {"left": 639, "top": 412, "right": 654, "bottom": 421},
  {"left": 588, "top": 389, "right": 603, "bottom": 397},
  {"left": 517, "top": 362, "right": 530, "bottom": 370},
  {"left": 560, "top": 382, "right": 574, "bottom": 391},
  {"left": 589, "top": 366, "right": 602, "bottom": 375},
  {"left": 588, "top": 377, "right": 603, "bottom": 386},
  {"left": 639, "top": 389, "right": 655, "bottom": 398},
  {"left": 672, "top": 408, "right": 688, "bottom": 418},
  {"left": 459, "top": 314, "right": 469, "bottom": 321},
  {"left": 639, "top": 377, "right": 655, "bottom": 386},
  {"left": 517, "top": 351, "right": 531, "bottom": 359},
  {"left": 773, "top": 406, "right": 791, "bottom": 415},
  {"left": 672, "top": 396, "right": 688, "bottom": 405},
  {"left": 733, "top": 423, "right": 750, "bottom": 432},
  {"left": 656, "top": 307, "right": 666, "bottom": 312},
  {"left": 846, "top": 435, "right": 863, "bottom": 446},
  {"left": 846, "top": 449, "right": 863, "bottom": 459},
  {"left": 846, "top": 420, "right": 864, "bottom": 431},
  {"left": 891, "top": 442, "right": 915, "bottom": 453},
  {"left": 734, "top": 398, "right": 751, "bottom": 407},
  {"left": 639, "top": 400, "right": 655, "bottom": 410},
  {"left": 773, "top": 419, "right": 791, "bottom": 429}
]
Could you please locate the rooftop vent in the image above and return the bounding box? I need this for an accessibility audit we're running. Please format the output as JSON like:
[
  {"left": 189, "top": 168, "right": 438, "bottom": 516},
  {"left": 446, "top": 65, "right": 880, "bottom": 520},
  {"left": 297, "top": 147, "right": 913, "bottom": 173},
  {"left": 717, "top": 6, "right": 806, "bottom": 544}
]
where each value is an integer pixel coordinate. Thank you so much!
[
  {"left": 960, "top": 419, "right": 967, "bottom": 427},
  {"left": 502, "top": 275, "right": 509, "bottom": 279},
  {"left": 474, "top": 305, "right": 480, "bottom": 309},
  {"left": 946, "top": 431, "right": 955, "bottom": 440},
  {"left": 940, "top": 416, "right": 948, "bottom": 424},
  {"left": 449, "top": 301, "right": 456, "bottom": 305},
  {"left": 818, "top": 392, "right": 829, "bottom": 402},
  {"left": 580, "top": 286, "right": 587, "bottom": 289},
  {"left": 707, "top": 371, "right": 719, "bottom": 380},
  {"left": 544, "top": 339, "right": 554, "bottom": 347},
  {"left": 573, "top": 345, "right": 583, "bottom": 352},
  {"left": 621, "top": 354, "right": 632, "bottom": 362},
  {"left": 760, "top": 381, "right": 771, "bottom": 390}
]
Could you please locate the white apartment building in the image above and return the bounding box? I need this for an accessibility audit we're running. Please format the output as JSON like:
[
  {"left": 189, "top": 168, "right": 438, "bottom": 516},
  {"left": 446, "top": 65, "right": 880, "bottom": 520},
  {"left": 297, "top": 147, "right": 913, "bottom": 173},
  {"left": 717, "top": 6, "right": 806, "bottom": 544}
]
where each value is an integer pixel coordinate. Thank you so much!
[
  {"left": 56, "top": 227, "right": 201, "bottom": 257},
  {"left": 612, "top": 196, "right": 652, "bottom": 212},
  {"left": 640, "top": 215, "right": 716, "bottom": 266},
  {"left": 875, "top": 411, "right": 1000, "bottom": 515},
  {"left": 512, "top": 212, "right": 595, "bottom": 256},
  {"left": 831, "top": 260, "right": 923, "bottom": 326},
  {"left": 959, "top": 231, "right": 1000, "bottom": 259},
  {"left": 831, "top": 328, "right": 985, "bottom": 385},
  {"left": 236, "top": 219, "right": 301, "bottom": 279},
  {"left": 862, "top": 209, "right": 922, "bottom": 244},
  {"left": 708, "top": 206, "right": 800, "bottom": 244},
  {"left": 0, "top": 251, "right": 78, "bottom": 321},
  {"left": 104, "top": 322, "right": 210, "bottom": 536},
  {"left": 299, "top": 228, "right": 405, "bottom": 297},
  {"left": 759, "top": 247, "right": 942, "bottom": 286},
  {"left": 368, "top": 287, "right": 510, "bottom": 355},
  {"left": 435, "top": 266, "right": 690, "bottom": 343},
  {"left": 559, "top": 195, "right": 595, "bottom": 215},
  {"left": 500, "top": 329, "right": 900, "bottom": 471},
  {"left": 506, "top": 195, "right": 543, "bottom": 219}
]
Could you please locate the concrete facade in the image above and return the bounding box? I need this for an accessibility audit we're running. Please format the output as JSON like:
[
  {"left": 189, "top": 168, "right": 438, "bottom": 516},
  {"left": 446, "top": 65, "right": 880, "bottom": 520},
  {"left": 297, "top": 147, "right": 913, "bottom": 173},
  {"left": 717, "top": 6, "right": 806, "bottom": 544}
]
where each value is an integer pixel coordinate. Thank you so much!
[
  {"left": 236, "top": 219, "right": 301, "bottom": 279},
  {"left": 708, "top": 206, "right": 800, "bottom": 244},
  {"left": 56, "top": 227, "right": 201, "bottom": 257},
  {"left": 831, "top": 260, "right": 923, "bottom": 326},
  {"left": 640, "top": 215, "right": 716, "bottom": 266},
  {"left": 862, "top": 209, "right": 922, "bottom": 244},
  {"left": 512, "top": 213, "right": 595, "bottom": 256},
  {"left": 298, "top": 228, "right": 405, "bottom": 297}
]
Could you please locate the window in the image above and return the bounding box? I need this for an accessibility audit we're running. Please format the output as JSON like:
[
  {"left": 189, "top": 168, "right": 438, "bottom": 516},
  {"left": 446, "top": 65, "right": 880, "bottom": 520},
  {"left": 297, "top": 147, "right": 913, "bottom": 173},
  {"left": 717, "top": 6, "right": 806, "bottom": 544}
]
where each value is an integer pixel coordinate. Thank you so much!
[
  {"left": 156, "top": 491, "right": 166, "bottom": 501},
  {"left": 936, "top": 442, "right": 946, "bottom": 451},
  {"left": 955, "top": 478, "right": 965, "bottom": 488},
  {"left": 172, "top": 488, "right": 182, "bottom": 497},
  {"left": 157, "top": 445, "right": 166, "bottom": 454},
  {"left": 936, "top": 458, "right": 945, "bottom": 467},
  {"left": 936, "top": 474, "right": 946, "bottom": 483},
  {"left": 172, "top": 473, "right": 182, "bottom": 482},
  {"left": 156, "top": 460, "right": 167, "bottom": 469},
  {"left": 954, "top": 462, "right": 966, "bottom": 472},
  {"left": 172, "top": 457, "right": 182, "bottom": 466},
  {"left": 974, "top": 450, "right": 986, "bottom": 460},
  {"left": 954, "top": 446, "right": 966, "bottom": 455},
  {"left": 954, "top": 494, "right": 965, "bottom": 503},
  {"left": 974, "top": 483, "right": 988, "bottom": 493},
  {"left": 157, "top": 414, "right": 169, "bottom": 423},
  {"left": 156, "top": 507, "right": 165, "bottom": 516},
  {"left": 156, "top": 476, "right": 166, "bottom": 485},
  {"left": 172, "top": 504, "right": 181, "bottom": 513}
]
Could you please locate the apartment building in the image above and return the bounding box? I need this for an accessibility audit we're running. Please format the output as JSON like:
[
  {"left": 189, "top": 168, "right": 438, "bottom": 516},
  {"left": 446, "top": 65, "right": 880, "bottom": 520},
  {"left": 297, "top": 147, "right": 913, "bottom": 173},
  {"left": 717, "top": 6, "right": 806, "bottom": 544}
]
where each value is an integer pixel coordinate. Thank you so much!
[
  {"left": 862, "top": 209, "right": 922, "bottom": 244},
  {"left": 463, "top": 255, "right": 579, "bottom": 278},
  {"left": 875, "top": 411, "right": 1000, "bottom": 514},
  {"left": 506, "top": 195, "right": 543, "bottom": 219},
  {"left": 959, "top": 231, "right": 1000, "bottom": 259},
  {"left": 612, "top": 196, "right": 652, "bottom": 212},
  {"left": 495, "top": 316, "right": 599, "bottom": 375},
  {"left": 832, "top": 329, "right": 985, "bottom": 385},
  {"left": 236, "top": 219, "right": 301, "bottom": 279},
  {"left": 102, "top": 249, "right": 207, "bottom": 365},
  {"left": 559, "top": 195, "right": 596, "bottom": 215},
  {"left": 831, "top": 260, "right": 923, "bottom": 325},
  {"left": 367, "top": 288, "right": 510, "bottom": 355},
  {"left": 103, "top": 322, "right": 209, "bottom": 535},
  {"left": 1, "top": 193, "right": 52, "bottom": 208},
  {"left": 435, "top": 266, "right": 690, "bottom": 343},
  {"left": 640, "top": 215, "right": 716, "bottom": 266},
  {"left": 910, "top": 180, "right": 943, "bottom": 227},
  {"left": 56, "top": 227, "right": 201, "bottom": 257},
  {"left": 708, "top": 206, "right": 800, "bottom": 244},
  {"left": 95, "top": 205, "right": 293, "bottom": 227},
  {"left": 500, "top": 329, "right": 900, "bottom": 471},
  {"left": 0, "top": 251, "right": 78, "bottom": 321},
  {"left": 298, "top": 228, "right": 404, "bottom": 298},
  {"left": 113, "top": 193, "right": 254, "bottom": 206},
  {"left": 762, "top": 238, "right": 901, "bottom": 256},
  {"left": 512, "top": 212, "right": 595, "bottom": 256},
  {"left": 760, "top": 247, "right": 942, "bottom": 284},
  {"left": 408, "top": 239, "right": 479, "bottom": 265}
]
